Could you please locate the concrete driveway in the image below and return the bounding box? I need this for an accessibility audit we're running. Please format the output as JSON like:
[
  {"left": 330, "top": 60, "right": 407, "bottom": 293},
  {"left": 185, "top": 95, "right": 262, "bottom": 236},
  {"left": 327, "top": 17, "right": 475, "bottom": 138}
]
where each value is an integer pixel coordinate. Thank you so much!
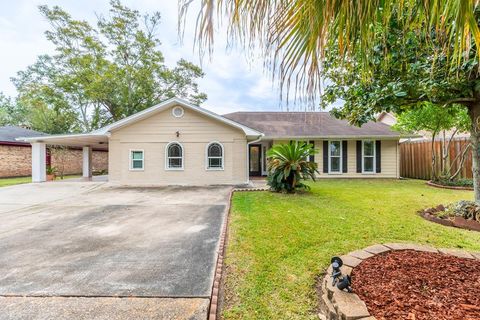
[{"left": 0, "top": 181, "right": 231, "bottom": 319}]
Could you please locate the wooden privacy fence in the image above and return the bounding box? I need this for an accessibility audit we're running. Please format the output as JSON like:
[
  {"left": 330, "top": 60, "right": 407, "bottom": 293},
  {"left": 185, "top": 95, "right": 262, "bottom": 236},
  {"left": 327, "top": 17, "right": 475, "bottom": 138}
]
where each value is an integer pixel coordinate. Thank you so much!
[{"left": 400, "top": 137, "right": 472, "bottom": 180}]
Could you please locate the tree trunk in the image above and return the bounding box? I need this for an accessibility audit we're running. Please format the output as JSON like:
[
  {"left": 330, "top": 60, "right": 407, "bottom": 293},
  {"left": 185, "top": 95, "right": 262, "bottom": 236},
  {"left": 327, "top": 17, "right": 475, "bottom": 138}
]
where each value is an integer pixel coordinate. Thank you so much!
[
  {"left": 431, "top": 131, "right": 437, "bottom": 181},
  {"left": 469, "top": 102, "right": 480, "bottom": 203}
]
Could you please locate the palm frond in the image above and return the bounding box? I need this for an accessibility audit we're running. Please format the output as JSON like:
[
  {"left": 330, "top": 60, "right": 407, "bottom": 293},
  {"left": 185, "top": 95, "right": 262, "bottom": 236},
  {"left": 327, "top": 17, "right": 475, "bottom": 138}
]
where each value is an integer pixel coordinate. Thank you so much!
[
  {"left": 179, "top": 0, "right": 480, "bottom": 103},
  {"left": 266, "top": 141, "right": 318, "bottom": 192}
]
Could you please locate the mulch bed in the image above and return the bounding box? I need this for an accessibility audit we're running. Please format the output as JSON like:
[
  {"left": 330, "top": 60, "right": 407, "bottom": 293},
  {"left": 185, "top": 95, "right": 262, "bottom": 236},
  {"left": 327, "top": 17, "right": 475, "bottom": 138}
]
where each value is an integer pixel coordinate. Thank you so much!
[
  {"left": 420, "top": 207, "right": 480, "bottom": 232},
  {"left": 351, "top": 250, "right": 480, "bottom": 320}
]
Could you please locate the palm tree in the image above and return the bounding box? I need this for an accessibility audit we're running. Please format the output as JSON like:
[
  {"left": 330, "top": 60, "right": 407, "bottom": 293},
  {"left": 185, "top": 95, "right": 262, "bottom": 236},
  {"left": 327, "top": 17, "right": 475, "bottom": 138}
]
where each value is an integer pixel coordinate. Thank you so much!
[
  {"left": 180, "top": 0, "right": 480, "bottom": 101},
  {"left": 266, "top": 141, "right": 318, "bottom": 192}
]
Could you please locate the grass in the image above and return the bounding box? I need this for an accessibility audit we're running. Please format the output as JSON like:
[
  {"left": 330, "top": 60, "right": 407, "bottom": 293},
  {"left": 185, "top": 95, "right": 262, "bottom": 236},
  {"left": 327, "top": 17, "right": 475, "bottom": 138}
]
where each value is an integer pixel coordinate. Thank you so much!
[
  {"left": 223, "top": 179, "right": 480, "bottom": 320},
  {"left": 0, "top": 175, "right": 82, "bottom": 188},
  {"left": 0, "top": 176, "right": 32, "bottom": 187}
]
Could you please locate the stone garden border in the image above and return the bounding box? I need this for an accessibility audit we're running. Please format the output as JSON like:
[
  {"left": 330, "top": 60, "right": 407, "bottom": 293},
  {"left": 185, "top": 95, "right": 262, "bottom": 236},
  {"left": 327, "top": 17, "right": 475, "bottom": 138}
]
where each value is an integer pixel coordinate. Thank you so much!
[
  {"left": 419, "top": 207, "right": 480, "bottom": 232},
  {"left": 233, "top": 187, "right": 269, "bottom": 192},
  {"left": 208, "top": 186, "right": 268, "bottom": 320},
  {"left": 208, "top": 189, "right": 233, "bottom": 320},
  {"left": 318, "top": 243, "right": 480, "bottom": 320},
  {"left": 426, "top": 180, "right": 473, "bottom": 191}
]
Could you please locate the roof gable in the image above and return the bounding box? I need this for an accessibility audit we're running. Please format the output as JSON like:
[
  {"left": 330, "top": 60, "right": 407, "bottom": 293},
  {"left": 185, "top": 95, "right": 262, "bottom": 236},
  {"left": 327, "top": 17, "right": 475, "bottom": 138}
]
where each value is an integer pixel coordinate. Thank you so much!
[{"left": 94, "top": 98, "right": 263, "bottom": 137}]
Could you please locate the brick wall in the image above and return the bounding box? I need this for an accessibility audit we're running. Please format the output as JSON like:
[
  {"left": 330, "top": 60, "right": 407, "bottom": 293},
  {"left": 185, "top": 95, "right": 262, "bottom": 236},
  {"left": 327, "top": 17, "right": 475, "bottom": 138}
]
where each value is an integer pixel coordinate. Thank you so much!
[
  {"left": 50, "top": 148, "right": 108, "bottom": 176},
  {"left": 0, "top": 145, "right": 32, "bottom": 177},
  {"left": 0, "top": 144, "right": 108, "bottom": 178},
  {"left": 51, "top": 149, "right": 108, "bottom": 175}
]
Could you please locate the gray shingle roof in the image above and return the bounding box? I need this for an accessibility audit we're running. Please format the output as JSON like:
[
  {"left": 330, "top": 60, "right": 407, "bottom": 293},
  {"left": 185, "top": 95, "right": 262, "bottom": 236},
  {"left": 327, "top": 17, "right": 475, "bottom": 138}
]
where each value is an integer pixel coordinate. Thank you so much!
[
  {"left": 223, "top": 112, "right": 400, "bottom": 138},
  {"left": 0, "top": 126, "right": 47, "bottom": 144}
]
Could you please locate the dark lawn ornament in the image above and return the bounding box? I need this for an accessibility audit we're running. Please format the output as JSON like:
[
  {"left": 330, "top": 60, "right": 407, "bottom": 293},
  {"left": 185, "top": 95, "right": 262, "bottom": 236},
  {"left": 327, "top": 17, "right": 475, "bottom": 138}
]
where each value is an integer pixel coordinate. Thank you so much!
[{"left": 330, "top": 256, "right": 352, "bottom": 293}]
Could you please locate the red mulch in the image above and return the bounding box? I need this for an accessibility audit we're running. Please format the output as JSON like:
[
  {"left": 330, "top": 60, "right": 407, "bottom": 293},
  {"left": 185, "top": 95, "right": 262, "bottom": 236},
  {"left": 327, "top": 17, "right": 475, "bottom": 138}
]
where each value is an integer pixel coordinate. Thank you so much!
[{"left": 351, "top": 250, "right": 480, "bottom": 320}]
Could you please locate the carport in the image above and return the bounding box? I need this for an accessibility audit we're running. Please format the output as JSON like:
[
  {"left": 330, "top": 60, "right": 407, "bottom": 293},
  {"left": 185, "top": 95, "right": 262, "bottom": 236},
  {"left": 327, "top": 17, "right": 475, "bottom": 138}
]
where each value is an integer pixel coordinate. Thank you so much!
[{"left": 17, "top": 133, "right": 108, "bottom": 183}]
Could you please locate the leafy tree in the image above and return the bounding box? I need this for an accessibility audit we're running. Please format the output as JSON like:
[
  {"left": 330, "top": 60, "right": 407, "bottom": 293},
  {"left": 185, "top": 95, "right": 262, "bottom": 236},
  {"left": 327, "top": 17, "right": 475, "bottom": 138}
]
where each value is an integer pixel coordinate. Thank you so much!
[
  {"left": 11, "top": 56, "right": 80, "bottom": 133},
  {"left": 0, "top": 93, "right": 14, "bottom": 126},
  {"left": 49, "top": 146, "right": 69, "bottom": 179},
  {"left": 319, "top": 9, "right": 480, "bottom": 202},
  {"left": 266, "top": 141, "right": 318, "bottom": 193},
  {"left": 12, "top": 0, "right": 206, "bottom": 132},
  {"left": 0, "top": 93, "right": 26, "bottom": 127},
  {"left": 393, "top": 103, "right": 471, "bottom": 181}
]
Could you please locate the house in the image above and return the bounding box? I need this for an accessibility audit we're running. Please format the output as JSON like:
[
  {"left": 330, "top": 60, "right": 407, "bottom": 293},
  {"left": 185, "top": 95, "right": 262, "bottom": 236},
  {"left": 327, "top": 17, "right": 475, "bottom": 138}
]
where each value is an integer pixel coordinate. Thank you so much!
[
  {"left": 18, "top": 98, "right": 400, "bottom": 185},
  {"left": 0, "top": 125, "right": 108, "bottom": 178},
  {"left": 0, "top": 126, "right": 47, "bottom": 177},
  {"left": 376, "top": 111, "right": 397, "bottom": 126}
]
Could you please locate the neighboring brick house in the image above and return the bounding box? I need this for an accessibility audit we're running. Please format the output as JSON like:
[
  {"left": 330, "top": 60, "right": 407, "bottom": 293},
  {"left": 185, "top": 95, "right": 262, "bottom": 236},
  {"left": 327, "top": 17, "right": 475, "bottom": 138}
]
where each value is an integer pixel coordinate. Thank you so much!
[{"left": 0, "top": 126, "right": 108, "bottom": 178}]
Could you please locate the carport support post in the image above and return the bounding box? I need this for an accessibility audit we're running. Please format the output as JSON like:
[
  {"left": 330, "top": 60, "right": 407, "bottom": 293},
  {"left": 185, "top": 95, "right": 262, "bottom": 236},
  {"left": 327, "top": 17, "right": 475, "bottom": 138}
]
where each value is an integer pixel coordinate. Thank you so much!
[
  {"left": 31, "top": 142, "right": 46, "bottom": 183},
  {"left": 82, "top": 146, "right": 93, "bottom": 180}
]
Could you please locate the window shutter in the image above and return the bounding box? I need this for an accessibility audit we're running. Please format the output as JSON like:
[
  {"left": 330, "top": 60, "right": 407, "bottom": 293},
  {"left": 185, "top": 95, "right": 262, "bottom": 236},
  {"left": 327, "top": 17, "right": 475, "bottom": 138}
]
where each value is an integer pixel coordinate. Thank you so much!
[
  {"left": 309, "top": 140, "right": 315, "bottom": 162},
  {"left": 356, "top": 141, "right": 362, "bottom": 173},
  {"left": 323, "top": 141, "right": 328, "bottom": 173},
  {"left": 376, "top": 140, "right": 382, "bottom": 173},
  {"left": 342, "top": 141, "right": 348, "bottom": 173}
]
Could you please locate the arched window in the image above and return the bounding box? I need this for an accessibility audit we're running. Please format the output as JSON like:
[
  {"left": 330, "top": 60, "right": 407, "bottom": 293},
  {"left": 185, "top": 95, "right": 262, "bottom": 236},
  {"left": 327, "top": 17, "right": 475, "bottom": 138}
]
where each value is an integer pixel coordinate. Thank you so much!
[
  {"left": 166, "top": 142, "right": 184, "bottom": 170},
  {"left": 206, "top": 142, "right": 224, "bottom": 170}
]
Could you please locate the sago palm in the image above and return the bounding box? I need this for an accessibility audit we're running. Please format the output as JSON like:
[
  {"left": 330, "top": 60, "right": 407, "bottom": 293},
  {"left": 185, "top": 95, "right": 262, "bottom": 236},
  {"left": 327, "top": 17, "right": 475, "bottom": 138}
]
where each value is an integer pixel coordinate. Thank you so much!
[{"left": 266, "top": 141, "right": 318, "bottom": 192}]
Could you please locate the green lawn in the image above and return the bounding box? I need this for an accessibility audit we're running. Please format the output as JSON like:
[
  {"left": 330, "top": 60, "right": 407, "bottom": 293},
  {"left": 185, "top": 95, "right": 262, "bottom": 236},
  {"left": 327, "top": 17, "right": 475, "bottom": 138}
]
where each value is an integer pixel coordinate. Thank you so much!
[
  {"left": 0, "top": 176, "right": 32, "bottom": 187},
  {"left": 223, "top": 179, "right": 480, "bottom": 320},
  {"left": 0, "top": 175, "right": 82, "bottom": 187}
]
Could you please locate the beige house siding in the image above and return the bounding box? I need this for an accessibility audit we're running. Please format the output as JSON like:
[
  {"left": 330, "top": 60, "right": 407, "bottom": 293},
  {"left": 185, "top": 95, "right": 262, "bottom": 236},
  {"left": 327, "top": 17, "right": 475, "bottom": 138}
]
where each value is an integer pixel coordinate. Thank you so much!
[
  {"left": 272, "top": 139, "right": 399, "bottom": 178},
  {"left": 108, "top": 105, "right": 248, "bottom": 185}
]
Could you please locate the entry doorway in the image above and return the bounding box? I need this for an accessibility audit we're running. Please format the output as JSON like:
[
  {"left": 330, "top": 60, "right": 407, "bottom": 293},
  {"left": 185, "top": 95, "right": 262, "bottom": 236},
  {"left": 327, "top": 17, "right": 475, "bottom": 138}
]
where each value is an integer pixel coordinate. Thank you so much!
[{"left": 249, "top": 144, "right": 262, "bottom": 176}]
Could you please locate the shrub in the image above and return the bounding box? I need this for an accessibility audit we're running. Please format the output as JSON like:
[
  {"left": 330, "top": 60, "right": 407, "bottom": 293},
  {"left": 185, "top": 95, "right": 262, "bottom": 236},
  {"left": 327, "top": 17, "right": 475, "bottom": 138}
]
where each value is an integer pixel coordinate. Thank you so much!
[
  {"left": 46, "top": 166, "right": 57, "bottom": 175},
  {"left": 448, "top": 200, "right": 480, "bottom": 222},
  {"left": 433, "top": 178, "right": 473, "bottom": 188},
  {"left": 266, "top": 141, "right": 318, "bottom": 193}
]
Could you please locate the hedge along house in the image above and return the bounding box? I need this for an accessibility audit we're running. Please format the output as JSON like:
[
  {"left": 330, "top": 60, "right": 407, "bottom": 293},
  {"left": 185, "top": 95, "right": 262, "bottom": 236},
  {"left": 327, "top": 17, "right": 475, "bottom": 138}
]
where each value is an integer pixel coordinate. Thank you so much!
[{"left": 18, "top": 97, "right": 400, "bottom": 185}]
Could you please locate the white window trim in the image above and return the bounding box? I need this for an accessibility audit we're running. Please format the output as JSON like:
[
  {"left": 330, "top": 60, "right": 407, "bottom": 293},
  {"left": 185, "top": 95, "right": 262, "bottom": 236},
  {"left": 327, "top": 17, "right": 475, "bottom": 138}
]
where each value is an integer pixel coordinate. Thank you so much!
[
  {"left": 362, "top": 140, "right": 376, "bottom": 174},
  {"left": 328, "top": 140, "right": 342, "bottom": 174},
  {"left": 165, "top": 141, "right": 184, "bottom": 171},
  {"left": 172, "top": 106, "right": 184, "bottom": 118},
  {"left": 129, "top": 149, "right": 144, "bottom": 171},
  {"left": 205, "top": 141, "right": 224, "bottom": 171}
]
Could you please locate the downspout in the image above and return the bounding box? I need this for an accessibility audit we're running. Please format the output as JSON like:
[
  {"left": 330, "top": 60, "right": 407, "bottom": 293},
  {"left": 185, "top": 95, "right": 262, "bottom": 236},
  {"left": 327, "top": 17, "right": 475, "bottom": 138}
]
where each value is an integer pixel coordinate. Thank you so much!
[{"left": 246, "top": 134, "right": 264, "bottom": 184}]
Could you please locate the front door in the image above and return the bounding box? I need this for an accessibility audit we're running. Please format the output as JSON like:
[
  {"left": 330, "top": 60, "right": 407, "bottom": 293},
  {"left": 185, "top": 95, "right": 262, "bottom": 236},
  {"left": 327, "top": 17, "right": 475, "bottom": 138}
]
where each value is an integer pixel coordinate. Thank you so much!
[{"left": 249, "top": 144, "right": 261, "bottom": 176}]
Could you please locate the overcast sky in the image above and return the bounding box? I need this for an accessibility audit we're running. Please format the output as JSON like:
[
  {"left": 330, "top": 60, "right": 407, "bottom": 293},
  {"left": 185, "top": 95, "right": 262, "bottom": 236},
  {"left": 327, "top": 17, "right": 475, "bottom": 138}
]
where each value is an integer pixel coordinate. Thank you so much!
[{"left": 0, "top": 0, "right": 332, "bottom": 114}]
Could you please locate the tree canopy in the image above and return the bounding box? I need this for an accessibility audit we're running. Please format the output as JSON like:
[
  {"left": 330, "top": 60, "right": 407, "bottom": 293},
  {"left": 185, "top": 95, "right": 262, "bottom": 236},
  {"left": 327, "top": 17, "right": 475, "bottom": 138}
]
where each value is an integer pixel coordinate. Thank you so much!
[
  {"left": 5, "top": 0, "right": 207, "bottom": 133},
  {"left": 319, "top": 7, "right": 480, "bottom": 200},
  {"left": 393, "top": 103, "right": 470, "bottom": 137},
  {"left": 393, "top": 103, "right": 471, "bottom": 180},
  {"left": 320, "top": 10, "right": 479, "bottom": 125}
]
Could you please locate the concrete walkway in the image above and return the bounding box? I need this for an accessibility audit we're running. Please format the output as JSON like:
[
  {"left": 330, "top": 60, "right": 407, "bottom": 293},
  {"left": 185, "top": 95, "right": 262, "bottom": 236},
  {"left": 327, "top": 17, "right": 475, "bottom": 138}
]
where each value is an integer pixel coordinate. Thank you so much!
[
  {"left": 0, "top": 297, "right": 208, "bottom": 320},
  {"left": 0, "top": 182, "right": 231, "bottom": 319}
]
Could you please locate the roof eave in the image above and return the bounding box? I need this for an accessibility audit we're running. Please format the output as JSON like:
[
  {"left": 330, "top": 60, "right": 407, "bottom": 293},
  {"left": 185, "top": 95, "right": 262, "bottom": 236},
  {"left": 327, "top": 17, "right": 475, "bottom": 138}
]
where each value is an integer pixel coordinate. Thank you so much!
[
  {"left": 399, "top": 133, "right": 423, "bottom": 139},
  {"left": 16, "top": 133, "right": 108, "bottom": 143},
  {"left": 261, "top": 135, "right": 401, "bottom": 140},
  {"left": 0, "top": 140, "right": 31, "bottom": 146}
]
